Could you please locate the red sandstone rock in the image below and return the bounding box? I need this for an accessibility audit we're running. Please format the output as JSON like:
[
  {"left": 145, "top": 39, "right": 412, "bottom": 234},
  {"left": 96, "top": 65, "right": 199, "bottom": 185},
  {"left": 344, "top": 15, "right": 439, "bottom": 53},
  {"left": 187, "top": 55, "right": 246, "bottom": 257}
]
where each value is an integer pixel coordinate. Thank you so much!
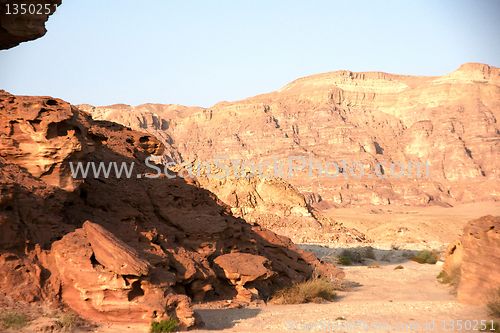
[
  {"left": 83, "top": 221, "right": 151, "bottom": 276},
  {"left": 443, "top": 215, "right": 500, "bottom": 305},
  {"left": 0, "top": 90, "right": 343, "bottom": 328},
  {"left": 214, "top": 253, "right": 274, "bottom": 301},
  {"left": 82, "top": 63, "right": 500, "bottom": 212}
]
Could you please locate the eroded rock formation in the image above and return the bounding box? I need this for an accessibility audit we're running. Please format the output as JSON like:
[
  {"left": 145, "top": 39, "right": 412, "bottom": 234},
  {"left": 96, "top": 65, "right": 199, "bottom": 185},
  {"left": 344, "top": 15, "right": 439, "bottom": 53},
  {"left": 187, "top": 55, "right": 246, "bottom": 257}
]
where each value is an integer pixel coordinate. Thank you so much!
[
  {"left": 442, "top": 215, "right": 500, "bottom": 305},
  {"left": 170, "top": 162, "right": 366, "bottom": 243},
  {"left": 0, "top": 90, "right": 343, "bottom": 328}
]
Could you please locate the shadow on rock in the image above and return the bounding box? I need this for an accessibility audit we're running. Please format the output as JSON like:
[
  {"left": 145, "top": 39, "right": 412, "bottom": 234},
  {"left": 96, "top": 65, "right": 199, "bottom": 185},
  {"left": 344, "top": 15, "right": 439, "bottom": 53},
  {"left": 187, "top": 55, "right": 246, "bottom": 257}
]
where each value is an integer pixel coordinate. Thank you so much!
[{"left": 0, "top": 91, "right": 344, "bottom": 329}]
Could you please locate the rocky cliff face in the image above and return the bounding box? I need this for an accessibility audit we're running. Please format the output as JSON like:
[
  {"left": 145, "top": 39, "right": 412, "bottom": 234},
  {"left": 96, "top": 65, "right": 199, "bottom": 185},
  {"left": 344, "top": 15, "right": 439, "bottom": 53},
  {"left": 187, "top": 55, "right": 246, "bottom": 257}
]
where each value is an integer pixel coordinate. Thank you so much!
[
  {"left": 172, "top": 163, "right": 366, "bottom": 243},
  {"left": 0, "top": 91, "right": 343, "bottom": 328},
  {"left": 0, "top": 0, "right": 61, "bottom": 49},
  {"left": 443, "top": 215, "right": 500, "bottom": 305},
  {"left": 83, "top": 63, "right": 500, "bottom": 209}
]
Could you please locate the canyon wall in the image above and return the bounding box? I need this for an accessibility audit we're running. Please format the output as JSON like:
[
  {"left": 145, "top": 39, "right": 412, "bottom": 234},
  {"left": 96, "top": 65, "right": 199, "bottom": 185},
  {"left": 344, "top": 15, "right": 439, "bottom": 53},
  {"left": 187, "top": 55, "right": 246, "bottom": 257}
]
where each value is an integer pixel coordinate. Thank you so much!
[{"left": 83, "top": 63, "right": 500, "bottom": 209}]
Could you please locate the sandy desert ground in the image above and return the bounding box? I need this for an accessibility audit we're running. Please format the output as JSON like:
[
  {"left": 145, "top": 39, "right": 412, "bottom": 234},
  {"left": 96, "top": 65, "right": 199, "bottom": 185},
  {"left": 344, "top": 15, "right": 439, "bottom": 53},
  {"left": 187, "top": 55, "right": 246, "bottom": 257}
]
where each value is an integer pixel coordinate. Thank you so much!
[
  {"left": 324, "top": 202, "right": 500, "bottom": 245},
  {"left": 37, "top": 202, "right": 495, "bottom": 333},
  {"left": 191, "top": 263, "right": 487, "bottom": 333},
  {"left": 85, "top": 258, "right": 488, "bottom": 333}
]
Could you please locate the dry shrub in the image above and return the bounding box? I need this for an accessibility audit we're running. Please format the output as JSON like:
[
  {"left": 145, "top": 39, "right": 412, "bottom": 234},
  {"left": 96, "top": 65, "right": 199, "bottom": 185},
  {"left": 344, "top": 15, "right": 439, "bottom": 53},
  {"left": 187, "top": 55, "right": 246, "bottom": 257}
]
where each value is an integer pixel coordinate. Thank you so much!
[
  {"left": 436, "top": 268, "right": 461, "bottom": 288},
  {"left": 363, "top": 246, "right": 376, "bottom": 260},
  {"left": 1, "top": 311, "right": 29, "bottom": 329},
  {"left": 55, "top": 312, "right": 83, "bottom": 332},
  {"left": 488, "top": 288, "right": 500, "bottom": 318},
  {"left": 411, "top": 250, "right": 438, "bottom": 264},
  {"left": 271, "top": 278, "right": 337, "bottom": 304},
  {"left": 337, "top": 249, "right": 362, "bottom": 266}
]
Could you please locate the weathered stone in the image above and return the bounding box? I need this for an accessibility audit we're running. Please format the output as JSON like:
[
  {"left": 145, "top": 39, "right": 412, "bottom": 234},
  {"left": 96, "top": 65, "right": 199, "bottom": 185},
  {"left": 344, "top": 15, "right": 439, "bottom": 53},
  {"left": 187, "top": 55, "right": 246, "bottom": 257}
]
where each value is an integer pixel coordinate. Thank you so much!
[
  {"left": 0, "top": 90, "right": 342, "bottom": 328},
  {"left": 214, "top": 253, "right": 274, "bottom": 301},
  {"left": 83, "top": 221, "right": 150, "bottom": 276},
  {"left": 443, "top": 215, "right": 500, "bottom": 304},
  {"left": 81, "top": 63, "right": 500, "bottom": 242},
  {"left": 0, "top": 0, "right": 62, "bottom": 50}
]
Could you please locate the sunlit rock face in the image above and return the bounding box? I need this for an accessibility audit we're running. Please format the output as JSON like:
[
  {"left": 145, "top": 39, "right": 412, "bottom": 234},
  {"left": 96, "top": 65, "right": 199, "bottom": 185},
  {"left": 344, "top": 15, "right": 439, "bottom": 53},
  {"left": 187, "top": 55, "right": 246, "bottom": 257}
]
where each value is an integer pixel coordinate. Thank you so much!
[
  {"left": 443, "top": 215, "right": 500, "bottom": 305},
  {"left": 83, "top": 63, "right": 500, "bottom": 209}
]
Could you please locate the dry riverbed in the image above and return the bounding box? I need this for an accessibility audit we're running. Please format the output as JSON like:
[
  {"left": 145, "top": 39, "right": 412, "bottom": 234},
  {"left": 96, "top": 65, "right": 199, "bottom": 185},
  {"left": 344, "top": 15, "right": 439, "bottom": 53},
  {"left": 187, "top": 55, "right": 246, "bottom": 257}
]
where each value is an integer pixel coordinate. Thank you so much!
[
  {"left": 83, "top": 249, "right": 490, "bottom": 333},
  {"left": 191, "top": 257, "right": 488, "bottom": 333}
]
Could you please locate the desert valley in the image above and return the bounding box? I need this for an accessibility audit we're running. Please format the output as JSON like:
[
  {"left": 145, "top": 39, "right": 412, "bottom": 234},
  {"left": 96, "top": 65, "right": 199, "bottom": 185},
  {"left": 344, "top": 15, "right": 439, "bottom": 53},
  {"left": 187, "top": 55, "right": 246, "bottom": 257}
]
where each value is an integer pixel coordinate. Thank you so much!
[{"left": 1, "top": 2, "right": 499, "bottom": 333}]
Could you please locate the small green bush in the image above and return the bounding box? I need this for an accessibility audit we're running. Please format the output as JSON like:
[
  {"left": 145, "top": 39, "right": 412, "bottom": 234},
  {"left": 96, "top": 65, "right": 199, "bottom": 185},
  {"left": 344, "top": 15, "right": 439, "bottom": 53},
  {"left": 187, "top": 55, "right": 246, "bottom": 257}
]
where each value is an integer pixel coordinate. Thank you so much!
[
  {"left": 411, "top": 250, "right": 438, "bottom": 264},
  {"left": 150, "top": 318, "right": 178, "bottom": 333},
  {"left": 337, "top": 249, "right": 362, "bottom": 265},
  {"left": 363, "top": 246, "right": 376, "bottom": 260},
  {"left": 1, "top": 311, "right": 29, "bottom": 329},
  {"left": 488, "top": 288, "right": 500, "bottom": 318},
  {"left": 436, "top": 269, "right": 461, "bottom": 288},
  {"left": 337, "top": 255, "right": 352, "bottom": 265},
  {"left": 272, "top": 278, "right": 337, "bottom": 304}
]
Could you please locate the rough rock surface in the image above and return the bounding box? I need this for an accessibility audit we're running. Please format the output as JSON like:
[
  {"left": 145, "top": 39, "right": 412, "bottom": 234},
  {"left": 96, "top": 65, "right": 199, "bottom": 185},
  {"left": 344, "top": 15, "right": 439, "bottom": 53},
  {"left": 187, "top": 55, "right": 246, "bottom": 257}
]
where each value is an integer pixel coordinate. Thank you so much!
[
  {"left": 76, "top": 102, "right": 366, "bottom": 243},
  {"left": 170, "top": 162, "right": 366, "bottom": 243},
  {"left": 82, "top": 220, "right": 151, "bottom": 276},
  {"left": 82, "top": 63, "right": 500, "bottom": 209},
  {"left": 0, "top": 90, "right": 343, "bottom": 328},
  {"left": 443, "top": 215, "right": 500, "bottom": 304},
  {"left": 214, "top": 253, "right": 274, "bottom": 302},
  {"left": 0, "top": 0, "right": 61, "bottom": 50}
]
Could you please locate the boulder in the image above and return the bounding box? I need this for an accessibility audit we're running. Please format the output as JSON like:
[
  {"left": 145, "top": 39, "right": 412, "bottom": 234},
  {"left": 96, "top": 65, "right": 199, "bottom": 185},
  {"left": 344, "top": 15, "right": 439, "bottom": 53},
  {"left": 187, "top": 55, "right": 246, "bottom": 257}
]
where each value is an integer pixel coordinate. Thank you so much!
[
  {"left": 214, "top": 253, "right": 274, "bottom": 301},
  {"left": 443, "top": 215, "right": 500, "bottom": 304},
  {"left": 83, "top": 221, "right": 150, "bottom": 276}
]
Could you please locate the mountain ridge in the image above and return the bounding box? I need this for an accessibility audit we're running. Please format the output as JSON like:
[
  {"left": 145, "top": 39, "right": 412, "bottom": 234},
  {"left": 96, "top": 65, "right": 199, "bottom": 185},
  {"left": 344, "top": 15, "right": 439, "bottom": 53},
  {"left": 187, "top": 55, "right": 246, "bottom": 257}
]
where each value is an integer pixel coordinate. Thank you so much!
[{"left": 80, "top": 62, "right": 498, "bottom": 214}]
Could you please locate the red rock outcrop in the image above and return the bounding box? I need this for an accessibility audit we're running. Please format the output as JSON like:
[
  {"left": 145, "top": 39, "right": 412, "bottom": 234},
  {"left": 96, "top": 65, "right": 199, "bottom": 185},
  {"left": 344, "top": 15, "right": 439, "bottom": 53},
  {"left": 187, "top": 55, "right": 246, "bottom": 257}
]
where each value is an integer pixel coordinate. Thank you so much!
[
  {"left": 0, "top": 90, "right": 343, "bottom": 328},
  {"left": 168, "top": 162, "right": 366, "bottom": 243},
  {"left": 82, "top": 63, "right": 500, "bottom": 210},
  {"left": 82, "top": 221, "right": 151, "bottom": 276},
  {"left": 443, "top": 215, "right": 500, "bottom": 305},
  {"left": 0, "top": 0, "right": 61, "bottom": 50},
  {"left": 214, "top": 253, "right": 274, "bottom": 302}
]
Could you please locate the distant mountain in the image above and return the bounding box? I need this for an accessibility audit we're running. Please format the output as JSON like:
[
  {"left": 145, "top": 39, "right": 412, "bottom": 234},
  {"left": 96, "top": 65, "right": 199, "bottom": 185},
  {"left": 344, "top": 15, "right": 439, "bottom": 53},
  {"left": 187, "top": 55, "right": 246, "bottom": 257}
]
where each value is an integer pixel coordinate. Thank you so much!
[{"left": 82, "top": 63, "right": 500, "bottom": 209}]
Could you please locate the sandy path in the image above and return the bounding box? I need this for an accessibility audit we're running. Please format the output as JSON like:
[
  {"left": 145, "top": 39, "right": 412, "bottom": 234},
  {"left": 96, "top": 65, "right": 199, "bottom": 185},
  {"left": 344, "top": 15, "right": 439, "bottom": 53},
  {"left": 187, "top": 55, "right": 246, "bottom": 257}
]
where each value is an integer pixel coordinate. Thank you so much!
[
  {"left": 80, "top": 255, "right": 490, "bottom": 333},
  {"left": 192, "top": 261, "right": 488, "bottom": 333},
  {"left": 81, "top": 202, "right": 500, "bottom": 333}
]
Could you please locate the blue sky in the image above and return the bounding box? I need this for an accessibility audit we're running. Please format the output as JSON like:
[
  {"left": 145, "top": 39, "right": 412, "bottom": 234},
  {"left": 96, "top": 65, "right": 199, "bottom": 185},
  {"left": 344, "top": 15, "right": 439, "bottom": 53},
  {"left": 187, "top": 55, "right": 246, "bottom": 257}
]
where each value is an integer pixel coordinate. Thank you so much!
[{"left": 1, "top": 0, "right": 499, "bottom": 107}]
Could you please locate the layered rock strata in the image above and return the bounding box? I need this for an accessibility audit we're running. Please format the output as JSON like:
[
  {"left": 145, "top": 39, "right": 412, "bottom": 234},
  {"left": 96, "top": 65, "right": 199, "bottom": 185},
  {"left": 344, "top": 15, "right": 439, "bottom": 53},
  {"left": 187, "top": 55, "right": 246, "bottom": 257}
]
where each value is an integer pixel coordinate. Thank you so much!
[
  {"left": 442, "top": 215, "right": 500, "bottom": 305},
  {"left": 82, "top": 63, "right": 500, "bottom": 208}
]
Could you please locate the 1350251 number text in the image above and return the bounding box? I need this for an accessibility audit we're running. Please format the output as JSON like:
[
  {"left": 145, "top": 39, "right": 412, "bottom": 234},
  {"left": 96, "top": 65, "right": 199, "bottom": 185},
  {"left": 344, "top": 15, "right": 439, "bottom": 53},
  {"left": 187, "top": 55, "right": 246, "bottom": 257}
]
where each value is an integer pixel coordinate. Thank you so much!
[{"left": 5, "top": 3, "right": 57, "bottom": 15}]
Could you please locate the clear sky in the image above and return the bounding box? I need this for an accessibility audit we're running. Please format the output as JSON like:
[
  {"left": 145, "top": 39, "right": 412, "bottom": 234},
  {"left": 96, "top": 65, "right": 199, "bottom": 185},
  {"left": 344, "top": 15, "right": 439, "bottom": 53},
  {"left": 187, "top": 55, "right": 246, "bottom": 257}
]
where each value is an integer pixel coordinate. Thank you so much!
[{"left": 1, "top": 0, "right": 499, "bottom": 107}]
